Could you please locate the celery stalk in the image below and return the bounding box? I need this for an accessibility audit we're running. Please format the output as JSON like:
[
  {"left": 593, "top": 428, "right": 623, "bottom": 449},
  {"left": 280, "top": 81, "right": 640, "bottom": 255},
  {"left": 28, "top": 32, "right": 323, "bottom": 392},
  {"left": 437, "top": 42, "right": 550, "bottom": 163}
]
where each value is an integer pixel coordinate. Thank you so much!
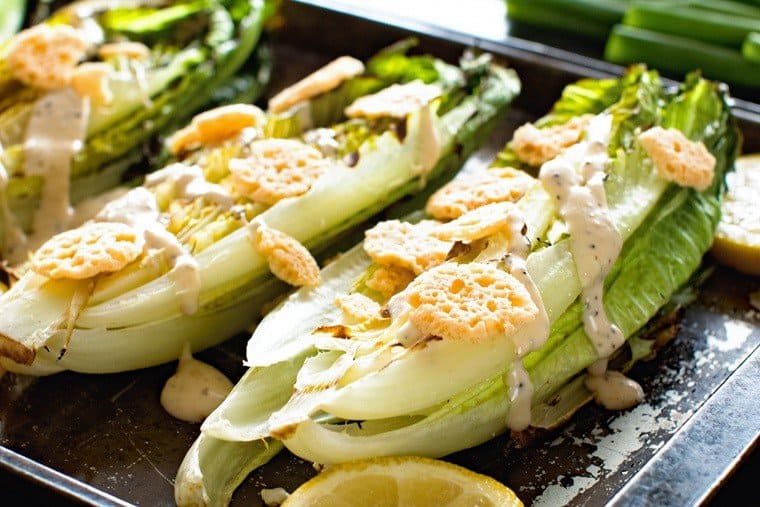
[
  {"left": 506, "top": 0, "right": 627, "bottom": 40},
  {"left": 623, "top": 3, "right": 760, "bottom": 47},
  {"left": 605, "top": 24, "right": 760, "bottom": 87}
]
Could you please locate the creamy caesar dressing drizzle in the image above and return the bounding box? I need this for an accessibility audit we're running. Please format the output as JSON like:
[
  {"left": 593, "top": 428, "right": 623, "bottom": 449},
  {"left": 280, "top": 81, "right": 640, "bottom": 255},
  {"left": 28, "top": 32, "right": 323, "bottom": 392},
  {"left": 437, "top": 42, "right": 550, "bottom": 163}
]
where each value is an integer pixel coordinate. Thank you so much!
[
  {"left": 94, "top": 181, "right": 218, "bottom": 315},
  {"left": 22, "top": 88, "right": 90, "bottom": 260},
  {"left": 160, "top": 343, "right": 233, "bottom": 423},
  {"left": 70, "top": 187, "right": 130, "bottom": 228},
  {"left": 396, "top": 318, "right": 424, "bottom": 347},
  {"left": 145, "top": 163, "right": 234, "bottom": 209},
  {"left": 505, "top": 361, "right": 534, "bottom": 430},
  {"left": 585, "top": 370, "right": 644, "bottom": 410},
  {"left": 538, "top": 114, "right": 642, "bottom": 410},
  {"left": 498, "top": 209, "right": 550, "bottom": 431}
]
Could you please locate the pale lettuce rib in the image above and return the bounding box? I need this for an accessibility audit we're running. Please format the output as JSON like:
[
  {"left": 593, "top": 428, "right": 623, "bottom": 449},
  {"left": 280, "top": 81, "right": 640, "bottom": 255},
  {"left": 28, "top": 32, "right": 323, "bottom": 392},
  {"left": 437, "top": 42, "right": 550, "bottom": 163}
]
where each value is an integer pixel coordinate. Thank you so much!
[
  {"left": 1, "top": 274, "right": 284, "bottom": 374},
  {"left": 245, "top": 239, "right": 375, "bottom": 368},
  {"left": 284, "top": 374, "right": 509, "bottom": 464},
  {"left": 176, "top": 433, "right": 283, "bottom": 507},
  {"left": 203, "top": 350, "right": 313, "bottom": 442}
]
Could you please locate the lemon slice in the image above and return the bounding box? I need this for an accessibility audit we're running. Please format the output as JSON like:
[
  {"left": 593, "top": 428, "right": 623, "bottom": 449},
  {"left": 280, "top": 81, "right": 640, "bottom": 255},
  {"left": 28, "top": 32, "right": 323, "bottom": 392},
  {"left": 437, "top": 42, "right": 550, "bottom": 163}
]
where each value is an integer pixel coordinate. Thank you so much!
[
  {"left": 281, "top": 456, "right": 523, "bottom": 507},
  {"left": 712, "top": 154, "right": 760, "bottom": 275}
]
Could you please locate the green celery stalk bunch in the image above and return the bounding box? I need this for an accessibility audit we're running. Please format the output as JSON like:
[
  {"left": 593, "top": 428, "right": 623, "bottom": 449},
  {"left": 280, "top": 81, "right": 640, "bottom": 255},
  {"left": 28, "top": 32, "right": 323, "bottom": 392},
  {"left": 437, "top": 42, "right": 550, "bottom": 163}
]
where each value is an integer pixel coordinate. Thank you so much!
[
  {"left": 0, "top": 40, "right": 521, "bottom": 377},
  {"left": 0, "top": 0, "right": 277, "bottom": 261},
  {"left": 176, "top": 65, "right": 738, "bottom": 507},
  {"left": 505, "top": 0, "right": 760, "bottom": 88}
]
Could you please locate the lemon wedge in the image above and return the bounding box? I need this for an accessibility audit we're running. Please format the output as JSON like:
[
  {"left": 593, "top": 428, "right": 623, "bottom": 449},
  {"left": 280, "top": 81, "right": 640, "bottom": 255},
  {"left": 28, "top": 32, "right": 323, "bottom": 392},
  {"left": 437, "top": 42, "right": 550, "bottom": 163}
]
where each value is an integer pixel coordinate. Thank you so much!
[
  {"left": 712, "top": 154, "right": 760, "bottom": 275},
  {"left": 281, "top": 456, "right": 523, "bottom": 507}
]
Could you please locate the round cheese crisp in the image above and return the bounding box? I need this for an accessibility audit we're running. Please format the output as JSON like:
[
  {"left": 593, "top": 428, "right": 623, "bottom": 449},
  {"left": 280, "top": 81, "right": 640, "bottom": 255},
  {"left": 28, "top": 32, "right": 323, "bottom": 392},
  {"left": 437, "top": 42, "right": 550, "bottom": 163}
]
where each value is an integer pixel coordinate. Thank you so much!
[
  {"left": 254, "top": 223, "right": 320, "bottom": 287},
  {"left": 168, "top": 104, "right": 264, "bottom": 154},
  {"left": 363, "top": 220, "right": 452, "bottom": 275},
  {"left": 335, "top": 293, "right": 382, "bottom": 324},
  {"left": 365, "top": 265, "right": 415, "bottom": 300},
  {"left": 426, "top": 167, "right": 535, "bottom": 220},
  {"left": 31, "top": 222, "right": 145, "bottom": 280},
  {"left": 229, "top": 139, "right": 326, "bottom": 205},
  {"left": 512, "top": 115, "right": 593, "bottom": 166},
  {"left": 193, "top": 104, "right": 264, "bottom": 142},
  {"left": 432, "top": 201, "right": 516, "bottom": 242},
  {"left": 345, "top": 80, "right": 442, "bottom": 119},
  {"left": 404, "top": 262, "right": 538, "bottom": 342},
  {"left": 268, "top": 56, "right": 365, "bottom": 113},
  {"left": 6, "top": 24, "right": 88, "bottom": 89},
  {"left": 98, "top": 41, "right": 150, "bottom": 60},
  {"left": 71, "top": 62, "right": 113, "bottom": 105},
  {"left": 638, "top": 126, "right": 715, "bottom": 191}
]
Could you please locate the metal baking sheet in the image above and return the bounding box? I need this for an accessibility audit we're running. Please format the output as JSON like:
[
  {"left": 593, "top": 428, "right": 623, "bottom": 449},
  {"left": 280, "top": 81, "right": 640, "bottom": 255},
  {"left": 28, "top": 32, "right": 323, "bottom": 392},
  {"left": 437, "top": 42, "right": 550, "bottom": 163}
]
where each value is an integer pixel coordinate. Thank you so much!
[{"left": 1, "top": 2, "right": 759, "bottom": 505}]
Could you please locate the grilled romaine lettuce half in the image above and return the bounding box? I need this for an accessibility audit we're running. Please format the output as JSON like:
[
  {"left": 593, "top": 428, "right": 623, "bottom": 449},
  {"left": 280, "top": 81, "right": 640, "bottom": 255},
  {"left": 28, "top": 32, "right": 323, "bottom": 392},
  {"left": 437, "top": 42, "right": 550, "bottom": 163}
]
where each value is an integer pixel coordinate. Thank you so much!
[
  {"left": 0, "top": 43, "right": 521, "bottom": 376},
  {"left": 0, "top": 0, "right": 276, "bottom": 261},
  {"left": 175, "top": 66, "right": 738, "bottom": 506}
]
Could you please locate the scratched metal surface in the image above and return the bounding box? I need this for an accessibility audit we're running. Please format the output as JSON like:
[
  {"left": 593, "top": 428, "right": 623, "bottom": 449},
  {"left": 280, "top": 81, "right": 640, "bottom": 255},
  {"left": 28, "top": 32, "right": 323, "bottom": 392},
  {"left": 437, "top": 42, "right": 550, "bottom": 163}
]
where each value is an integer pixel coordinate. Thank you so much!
[{"left": 1, "top": 2, "right": 760, "bottom": 506}]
